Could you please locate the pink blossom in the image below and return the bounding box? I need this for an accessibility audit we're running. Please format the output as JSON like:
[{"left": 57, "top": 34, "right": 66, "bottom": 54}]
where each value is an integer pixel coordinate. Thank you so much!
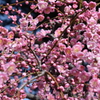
[
  {"left": 28, "top": 25, "right": 36, "bottom": 31},
  {"left": 54, "top": 28, "right": 62, "bottom": 37},
  {"left": 0, "top": 37, "right": 3, "bottom": 46},
  {"left": 96, "top": 24, "right": 100, "bottom": 35},
  {"left": 37, "top": 1, "right": 48, "bottom": 10},
  {"left": 58, "top": 86, "right": 65, "bottom": 91},
  {"left": 87, "top": 65, "right": 99, "bottom": 75},
  {"left": 58, "top": 43, "right": 66, "bottom": 51},
  {"left": 64, "top": 6, "right": 71, "bottom": 14},
  {"left": 70, "top": 10, "right": 75, "bottom": 15},
  {"left": 98, "top": 12, "right": 100, "bottom": 19},
  {"left": 84, "top": 32, "right": 92, "bottom": 38},
  {"left": 88, "top": 1, "right": 96, "bottom": 9},
  {"left": 0, "top": 26, "right": 8, "bottom": 33},
  {"left": 7, "top": 31, "right": 14, "bottom": 39},
  {"left": 56, "top": 1, "right": 63, "bottom": 6},
  {"left": 87, "top": 17, "right": 97, "bottom": 25},
  {"left": 25, "top": 1, "right": 29, "bottom": 4},
  {"left": 65, "top": 83, "right": 69, "bottom": 88},
  {"left": 70, "top": 38, "right": 77, "bottom": 46},
  {"left": 56, "top": 65, "right": 65, "bottom": 73},
  {"left": 73, "top": 4, "right": 78, "bottom": 9},
  {"left": 66, "top": 0, "right": 73, "bottom": 3},
  {"left": 89, "top": 77, "right": 100, "bottom": 92},
  {"left": 64, "top": 46, "right": 72, "bottom": 55},
  {"left": 4, "top": 11, "right": 9, "bottom": 15},
  {"left": 70, "top": 68, "right": 80, "bottom": 77},
  {"left": 8, "top": 6, "right": 12, "bottom": 10},
  {"left": 82, "top": 1, "right": 89, "bottom": 7},
  {"left": 0, "top": 37, "right": 10, "bottom": 50},
  {"left": 72, "top": 42, "right": 83, "bottom": 54},
  {"left": 19, "top": 17, "right": 28, "bottom": 27},
  {"left": 74, "top": 23, "right": 85, "bottom": 30},
  {"left": 3, "top": 61, "right": 16, "bottom": 75},
  {"left": 31, "top": 18, "right": 39, "bottom": 25},
  {"left": 6, "top": 88, "right": 16, "bottom": 97},
  {"left": 44, "top": 7, "right": 51, "bottom": 14},
  {"left": 46, "top": 93, "right": 55, "bottom": 100},
  {"left": 79, "top": 71, "right": 91, "bottom": 83},
  {"left": 30, "top": 4, "right": 36, "bottom": 9},
  {"left": 72, "top": 84, "right": 84, "bottom": 94},
  {"left": 36, "top": 29, "right": 47, "bottom": 40},
  {"left": 85, "top": 91, "right": 96, "bottom": 100},
  {"left": 49, "top": 0, "right": 56, "bottom": 2},
  {"left": 0, "top": 72, "right": 9, "bottom": 84},
  {"left": 10, "top": 15, "right": 17, "bottom": 21},
  {"left": 37, "top": 14, "right": 45, "bottom": 22},
  {"left": 87, "top": 41, "right": 96, "bottom": 50}
]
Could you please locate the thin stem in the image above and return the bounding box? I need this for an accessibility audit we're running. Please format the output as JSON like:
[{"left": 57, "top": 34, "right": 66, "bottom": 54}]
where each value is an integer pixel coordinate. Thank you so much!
[
  {"left": 30, "top": 48, "right": 41, "bottom": 69},
  {"left": 79, "top": 0, "right": 83, "bottom": 9},
  {"left": 18, "top": 70, "right": 64, "bottom": 100},
  {"left": 41, "top": 8, "right": 87, "bottom": 63},
  {"left": 0, "top": 0, "right": 35, "bottom": 10},
  {"left": 97, "top": 2, "right": 100, "bottom": 6},
  {"left": 46, "top": 71, "right": 64, "bottom": 100},
  {"left": 18, "top": 70, "right": 46, "bottom": 90},
  {"left": 24, "top": 34, "right": 42, "bottom": 70},
  {"left": 0, "top": 72, "right": 37, "bottom": 93}
]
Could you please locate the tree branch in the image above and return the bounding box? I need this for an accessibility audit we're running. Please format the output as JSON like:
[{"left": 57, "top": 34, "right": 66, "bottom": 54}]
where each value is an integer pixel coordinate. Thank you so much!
[
  {"left": 30, "top": 48, "right": 41, "bottom": 70},
  {"left": 26, "top": 93, "right": 40, "bottom": 100},
  {"left": 18, "top": 70, "right": 46, "bottom": 90}
]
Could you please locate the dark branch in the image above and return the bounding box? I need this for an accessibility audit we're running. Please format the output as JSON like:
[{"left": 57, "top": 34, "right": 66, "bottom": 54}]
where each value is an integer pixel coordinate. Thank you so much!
[{"left": 26, "top": 93, "right": 40, "bottom": 100}]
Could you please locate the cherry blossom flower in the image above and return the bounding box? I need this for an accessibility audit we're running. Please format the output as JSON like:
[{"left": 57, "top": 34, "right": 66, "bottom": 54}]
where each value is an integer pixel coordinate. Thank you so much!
[
  {"left": 37, "top": 1, "right": 48, "bottom": 10},
  {"left": 88, "top": 1, "right": 96, "bottom": 9},
  {"left": 64, "top": 6, "right": 71, "bottom": 14},
  {"left": 44, "top": 7, "right": 52, "bottom": 14},
  {"left": 46, "top": 93, "right": 55, "bottom": 100},
  {"left": 56, "top": 65, "right": 65, "bottom": 73},
  {"left": 0, "top": 26, "right": 8, "bottom": 33},
  {"left": 72, "top": 42, "right": 83, "bottom": 54},
  {"left": 7, "top": 31, "right": 14, "bottom": 39},
  {"left": 0, "top": 72, "right": 9, "bottom": 86},
  {"left": 37, "top": 14, "right": 45, "bottom": 22},
  {"left": 54, "top": 28, "right": 62, "bottom": 37},
  {"left": 49, "top": 0, "right": 56, "bottom": 3},
  {"left": 3, "top": 61, "right": 16, "bottom": 75},
  {"left": 64, "top": 46, "right": 72, "bottom": 56},
  {"left": 89, "top": 77, "right": 100, "bottom": 92}
]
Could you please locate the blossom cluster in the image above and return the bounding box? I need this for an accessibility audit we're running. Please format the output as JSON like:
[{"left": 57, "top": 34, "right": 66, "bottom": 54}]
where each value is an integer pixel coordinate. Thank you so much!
[{"left": 0, "top": 0, "right": 100, "bottom": 100}]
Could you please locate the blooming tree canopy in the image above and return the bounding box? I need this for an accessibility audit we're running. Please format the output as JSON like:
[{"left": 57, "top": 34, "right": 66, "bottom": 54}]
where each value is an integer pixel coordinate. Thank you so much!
[{"left": 0, "top": 0, "right": 100, "bottom": 100}]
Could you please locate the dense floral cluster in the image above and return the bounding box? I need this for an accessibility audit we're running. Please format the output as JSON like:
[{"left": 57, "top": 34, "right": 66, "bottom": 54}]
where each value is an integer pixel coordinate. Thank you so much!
[{"left": 0, "top": 0, "right": 100, "bottom": 100}]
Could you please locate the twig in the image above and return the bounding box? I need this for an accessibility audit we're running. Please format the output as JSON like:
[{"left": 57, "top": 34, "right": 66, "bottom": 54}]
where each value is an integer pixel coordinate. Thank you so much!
[
  {"left": 0, "top": 0, "right": 35, "bottom": 10},
  {"left": 23, "top": 34, "right": 41, "bottom": 70},
  {"left": 18, "top": 70, "right": 65, "bottom": 99},
  {"left": 41, "top": 8, "right": 88, "bottom": 63},
  {"left": 18, "top": 70, "right": 46, "bottom": 90},
  {"left": 30, "top": 48, "right": 41, "bottom": 70},
  {"left": 45, "top": 71, "right": 64, "bottom": 100},
  {"left": 0, "top": 72, "right": 36, "bottom": 93},
  {"left": 26, "top": 93, "right": 40, "bottom": 100}
]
